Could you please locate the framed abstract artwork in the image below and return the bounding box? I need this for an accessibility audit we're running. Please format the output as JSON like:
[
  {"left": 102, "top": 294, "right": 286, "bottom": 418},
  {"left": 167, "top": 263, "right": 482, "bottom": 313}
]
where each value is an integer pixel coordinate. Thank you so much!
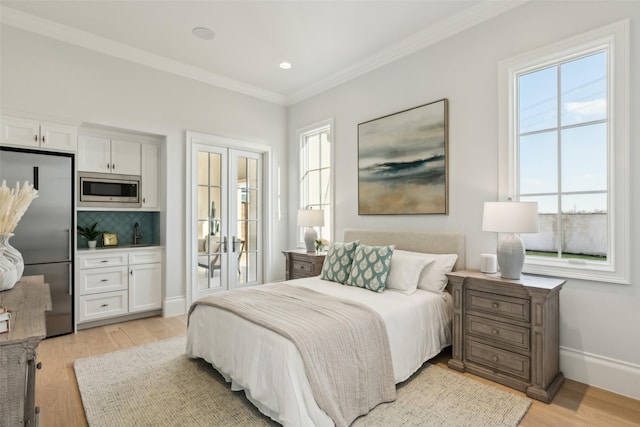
[{"left": 358, "top": 98, "right": 449, "bottom": 215}]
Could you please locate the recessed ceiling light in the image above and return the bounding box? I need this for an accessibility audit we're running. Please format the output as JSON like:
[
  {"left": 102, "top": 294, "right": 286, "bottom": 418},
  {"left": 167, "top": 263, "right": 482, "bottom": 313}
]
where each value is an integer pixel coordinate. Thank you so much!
[
  {"left": 192, "top": 27, "right": 215, "bottom": 40},
  {"left": 279, "top": 62, "right": 292, "bottom": 70}
]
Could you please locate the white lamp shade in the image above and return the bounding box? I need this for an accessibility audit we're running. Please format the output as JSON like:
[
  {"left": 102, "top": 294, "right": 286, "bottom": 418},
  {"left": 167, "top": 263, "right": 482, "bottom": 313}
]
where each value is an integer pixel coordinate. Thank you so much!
[
  {"left": 482, "top": 201, "right": 539, "bottom": 234},
  {"left": 297, "top": 209, "right": 325, "bottom": 227}
]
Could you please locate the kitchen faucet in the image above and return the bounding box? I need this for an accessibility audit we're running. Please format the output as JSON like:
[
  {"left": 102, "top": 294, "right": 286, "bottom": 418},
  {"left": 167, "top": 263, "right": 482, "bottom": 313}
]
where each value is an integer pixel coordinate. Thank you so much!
[{"left": 134, "top": 222, "right": 143, "bottom": 245}]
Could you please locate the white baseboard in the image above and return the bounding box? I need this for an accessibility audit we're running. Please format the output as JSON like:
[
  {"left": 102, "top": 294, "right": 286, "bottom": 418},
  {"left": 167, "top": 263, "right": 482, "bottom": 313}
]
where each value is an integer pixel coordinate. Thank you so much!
[
  {"left": 560, "top": 346, "right": 640, "bottom": 400},
  {"left": 163, "top": 295, "right": 186, "bottom": 317}
]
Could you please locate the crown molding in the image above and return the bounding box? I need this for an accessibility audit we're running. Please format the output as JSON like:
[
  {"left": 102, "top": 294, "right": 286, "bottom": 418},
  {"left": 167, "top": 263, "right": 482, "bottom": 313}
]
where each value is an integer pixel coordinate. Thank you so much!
[
  {"left": 0, "top": 5, "right": 287, "bottom": 105},
  {"left": 285, "top": 0, "right": 529, "bottom": 105},
  {"left": 1, "top": 2, "right": 527, "bottom": 107}
]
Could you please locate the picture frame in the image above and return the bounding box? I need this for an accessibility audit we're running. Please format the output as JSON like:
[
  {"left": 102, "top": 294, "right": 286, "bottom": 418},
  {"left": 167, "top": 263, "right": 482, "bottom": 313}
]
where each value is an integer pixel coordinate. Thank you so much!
[{"left": 357, "top": 98, "right": 449, "bottom": 215}]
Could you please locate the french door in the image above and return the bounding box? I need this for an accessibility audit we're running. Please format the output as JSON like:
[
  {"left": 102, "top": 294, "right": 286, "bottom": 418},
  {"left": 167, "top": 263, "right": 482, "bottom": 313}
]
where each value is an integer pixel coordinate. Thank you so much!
[{"left": 192, "top": 143, "right": 262, "bottom": 299}]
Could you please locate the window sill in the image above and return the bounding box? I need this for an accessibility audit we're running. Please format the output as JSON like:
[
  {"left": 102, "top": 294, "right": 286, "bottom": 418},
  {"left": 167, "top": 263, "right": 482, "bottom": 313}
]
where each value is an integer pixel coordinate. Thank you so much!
[{"left": 523, "top": 259, "right": 629, "bottom": 285}]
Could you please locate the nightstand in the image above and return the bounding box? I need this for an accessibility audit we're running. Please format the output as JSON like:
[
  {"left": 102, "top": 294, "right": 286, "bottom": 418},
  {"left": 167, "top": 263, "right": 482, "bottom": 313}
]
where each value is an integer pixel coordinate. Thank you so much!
[
  {"left": 282, "top": 250, "right": 326, "bottom": 280},
  {"left": 446, "top": 270, "right": 565, "bottom": 403}
]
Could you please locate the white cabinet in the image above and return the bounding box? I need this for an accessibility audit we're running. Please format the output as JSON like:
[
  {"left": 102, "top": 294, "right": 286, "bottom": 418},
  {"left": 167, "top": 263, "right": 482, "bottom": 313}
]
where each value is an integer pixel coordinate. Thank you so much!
[
  {"left": 1, "top": 115, "right": 78, "bottom": 152},
  {"left": 129, "top": 248, "right": 162, "bottom": 312},
  {"left": 77, "top": 247, "right": 163, "bottom": 324},
  {"left": 129, "top": 263, "right": 162, "bottom": 312},
  {"left": 112, "top": 140, "right": 142, "bottom": 175},
  {"left": 141, "top": 144, "right": 159, "bottom": 208},
  {"left": 78, "top": 135, "right": 141, "bottom": 175}
]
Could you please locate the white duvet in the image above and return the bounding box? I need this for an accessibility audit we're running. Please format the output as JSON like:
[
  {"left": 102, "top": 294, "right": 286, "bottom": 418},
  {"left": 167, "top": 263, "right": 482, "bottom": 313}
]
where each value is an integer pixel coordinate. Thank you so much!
[{"left": 186, "top": 277, "right": 453, "bottom": 426}]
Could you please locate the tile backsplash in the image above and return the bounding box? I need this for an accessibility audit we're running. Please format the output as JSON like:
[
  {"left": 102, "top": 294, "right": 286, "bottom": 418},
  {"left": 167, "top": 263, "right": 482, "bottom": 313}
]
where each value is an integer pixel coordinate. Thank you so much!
[{"left": 77, "top": 211, "right": 160, "bottom": 248}]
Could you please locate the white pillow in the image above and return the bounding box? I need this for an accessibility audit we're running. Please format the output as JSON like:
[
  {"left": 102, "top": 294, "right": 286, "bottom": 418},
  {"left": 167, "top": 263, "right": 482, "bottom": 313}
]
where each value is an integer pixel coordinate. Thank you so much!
[
  {"left": 386, "top": 250, "right": 435, "bottom": 295},
  {"left": 417, "top": 253, "right": 459, "bottom": 294}
]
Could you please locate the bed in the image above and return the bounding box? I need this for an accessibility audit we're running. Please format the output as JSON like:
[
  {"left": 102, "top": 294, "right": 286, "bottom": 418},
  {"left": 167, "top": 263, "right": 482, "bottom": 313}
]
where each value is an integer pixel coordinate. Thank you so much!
[{"left": 186, "top": 229, "right": 465, "bottom": 426}]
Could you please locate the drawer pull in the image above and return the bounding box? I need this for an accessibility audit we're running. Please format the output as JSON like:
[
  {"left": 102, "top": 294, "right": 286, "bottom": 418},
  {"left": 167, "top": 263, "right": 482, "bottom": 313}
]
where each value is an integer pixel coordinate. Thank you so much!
[
  {"left": 492, "top": 302, "right": 499, "bottom": 309},
  {"left": 491, "top": 355, "right": 499, "bottom": 362},
  {"left": 492, "top": 329, "right": 499, "bottom": 335},
  {"left": 36, "top": 362, "right": 42, "bottom": 369},
  {"left": 101, "top": 279, "right": 109, "bottom": 282},
  {"left": 101, "top": 303, "right": 109, "bottom": 308},
  {"left": 101, "top": 260, "right": 109, "bottom": 263}
]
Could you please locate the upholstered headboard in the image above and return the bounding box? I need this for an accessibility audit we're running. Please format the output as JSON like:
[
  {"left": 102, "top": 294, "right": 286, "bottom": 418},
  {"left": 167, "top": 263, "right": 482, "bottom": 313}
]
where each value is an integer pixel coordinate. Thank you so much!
[{"left": 343, "top": 228, "right": 466, "bottom": 271}]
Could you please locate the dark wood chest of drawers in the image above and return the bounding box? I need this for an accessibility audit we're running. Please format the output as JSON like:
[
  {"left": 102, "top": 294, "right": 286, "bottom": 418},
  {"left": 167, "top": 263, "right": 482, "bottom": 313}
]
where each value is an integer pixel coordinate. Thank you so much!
[
  {"left": 282, "top": 250, "right": 325, "bottom": 280},
  {"left": 446, "top": 270, "right": 565, "bottom": 402},
  {"left": 1, "top": 276, "right": 51, "bottom": 426}
]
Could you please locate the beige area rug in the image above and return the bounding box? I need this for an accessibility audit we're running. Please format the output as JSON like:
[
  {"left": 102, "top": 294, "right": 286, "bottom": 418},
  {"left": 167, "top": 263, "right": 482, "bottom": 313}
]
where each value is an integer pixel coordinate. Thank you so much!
[{"left": 74, "top": 336, "right": 531, "bottom": 427}]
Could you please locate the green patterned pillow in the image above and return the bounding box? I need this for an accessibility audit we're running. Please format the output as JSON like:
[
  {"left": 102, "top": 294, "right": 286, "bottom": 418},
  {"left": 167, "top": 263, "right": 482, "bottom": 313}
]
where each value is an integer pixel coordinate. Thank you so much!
[
  {"left": 320, "top": 241, "right": 360, "bottom": 284},
  {"left": 345, "top": 244, "right": 395, "bottom": 293}
]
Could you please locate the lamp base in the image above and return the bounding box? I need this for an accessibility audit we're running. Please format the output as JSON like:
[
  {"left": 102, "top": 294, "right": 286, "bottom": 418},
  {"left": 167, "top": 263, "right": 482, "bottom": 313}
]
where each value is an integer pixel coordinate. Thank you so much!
[
  {"left": 304, "top": 227, "right": 317, "bottom": 253},
  {"left": 497, "top": 233, "right": 525, "bottom": 280}
]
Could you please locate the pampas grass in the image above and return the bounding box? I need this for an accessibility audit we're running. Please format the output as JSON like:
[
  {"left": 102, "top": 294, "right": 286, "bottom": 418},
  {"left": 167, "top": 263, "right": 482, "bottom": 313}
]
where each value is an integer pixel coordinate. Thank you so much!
[{"left": 0, "top": 180, "right": 39, "bottom": 234}]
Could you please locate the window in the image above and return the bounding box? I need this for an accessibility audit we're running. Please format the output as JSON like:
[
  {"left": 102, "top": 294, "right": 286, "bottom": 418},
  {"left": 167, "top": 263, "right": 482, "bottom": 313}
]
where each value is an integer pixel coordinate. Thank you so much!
[
  {"left": 498, "top": 20, "right": 629, "bottom": 283},
  {"left": 298, "top": 119, "right": 333, "bottom": 244}
]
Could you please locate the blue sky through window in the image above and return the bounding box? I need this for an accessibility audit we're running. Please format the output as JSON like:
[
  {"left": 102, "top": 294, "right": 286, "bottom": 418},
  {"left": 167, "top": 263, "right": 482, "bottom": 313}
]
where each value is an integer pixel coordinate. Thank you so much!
[{"left": 518, "top": 51, "right": 607, "bottom": 214}]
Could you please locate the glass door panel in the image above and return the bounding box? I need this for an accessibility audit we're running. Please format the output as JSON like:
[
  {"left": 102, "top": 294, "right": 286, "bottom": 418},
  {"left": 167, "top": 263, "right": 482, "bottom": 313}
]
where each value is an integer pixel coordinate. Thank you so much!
[
  {"left": 192, "top": 143, "right": 261, "bottom": 298},
  {"left": 194, "top": 148, "right": 226, "bottom": 296},
  {"left": 232, "top": 152, "right": 261, "bottom": 287}
]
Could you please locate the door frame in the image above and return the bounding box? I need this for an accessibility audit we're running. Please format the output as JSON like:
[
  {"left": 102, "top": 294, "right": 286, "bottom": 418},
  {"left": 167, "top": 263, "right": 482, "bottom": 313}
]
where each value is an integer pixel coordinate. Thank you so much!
[{"left": 185, "top": 131, "right": 272, "bottom": 306}]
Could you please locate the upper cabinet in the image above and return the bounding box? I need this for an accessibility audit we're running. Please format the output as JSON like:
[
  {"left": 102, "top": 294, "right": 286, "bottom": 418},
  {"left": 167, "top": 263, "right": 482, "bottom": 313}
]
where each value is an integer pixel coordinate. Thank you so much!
[
  {"left": 141, "top": 144, "right": 159, "bottom": 209},
  {"left": 1, "top": 115, "right": 78, "bottom": 153},
  {"left": 78, "top": 135, "right": 141, "bottom": 176},
  {"left": 77, "top": 127, "right": 162, "bottom": 211}
]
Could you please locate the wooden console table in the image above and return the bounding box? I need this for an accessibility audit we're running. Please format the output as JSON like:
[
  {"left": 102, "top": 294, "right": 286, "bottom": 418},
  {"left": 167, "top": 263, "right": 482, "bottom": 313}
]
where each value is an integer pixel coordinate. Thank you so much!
[
  {"left": 446, "top": 270, "right": 565, "bottom": 403},
  {"left": 0, "top": 275, "right": 51, "bottom": 426}
]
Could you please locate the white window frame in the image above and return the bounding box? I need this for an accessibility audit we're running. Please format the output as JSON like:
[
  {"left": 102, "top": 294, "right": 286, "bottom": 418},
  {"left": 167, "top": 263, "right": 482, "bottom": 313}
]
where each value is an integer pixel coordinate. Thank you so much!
[
  {"left": 297, "top": 118, "right": 334, "bottom": 246},
  {"left": 498, "top": 20, "right": 629, "bottom": 284}
]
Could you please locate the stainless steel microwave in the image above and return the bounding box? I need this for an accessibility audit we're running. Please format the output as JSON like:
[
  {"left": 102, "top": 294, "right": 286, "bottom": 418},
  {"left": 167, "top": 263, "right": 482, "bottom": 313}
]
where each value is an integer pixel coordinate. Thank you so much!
[{"left": 78, "top": 172, "right": 141, "bottom": 208}]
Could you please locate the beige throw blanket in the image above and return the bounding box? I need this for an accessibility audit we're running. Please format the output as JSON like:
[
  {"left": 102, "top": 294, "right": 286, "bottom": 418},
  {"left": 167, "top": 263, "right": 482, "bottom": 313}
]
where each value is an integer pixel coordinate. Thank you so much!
[{"left": 189, "top": 283, "right": 396, "bottom": 427}]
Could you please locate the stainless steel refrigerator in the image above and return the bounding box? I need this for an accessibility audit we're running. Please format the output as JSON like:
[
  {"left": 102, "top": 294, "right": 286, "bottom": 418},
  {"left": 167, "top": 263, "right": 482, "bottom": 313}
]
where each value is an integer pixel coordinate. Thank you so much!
[{"left": 0, "top": 146, "right": 74, "bottom": 337}]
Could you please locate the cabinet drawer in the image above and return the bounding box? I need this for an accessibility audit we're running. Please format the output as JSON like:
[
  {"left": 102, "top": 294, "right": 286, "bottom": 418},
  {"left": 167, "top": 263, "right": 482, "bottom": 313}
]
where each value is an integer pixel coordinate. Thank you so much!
[
  {"left": 79, "top": 266, "right": 128, "bottom": 295},
  {"left": 466, "top": 315, "right": 530, "bottom": 351},
  {"left": 129, "top": 250, "right": 162, "bottom": 265},
  {"left": 466, "top": 290, "right": 530, "bottom": 322},
  {"left": 465, "top": 339, "right": 530, "bottom": 380},
  {"left": 78, "top": 252, "right": 128, "bottom": 268},
  {"left": 292, "top": 259, "right": 315, "bottom": 275},
  {"left": 78, "top": 291, "right": 128, "bottom": 322}
]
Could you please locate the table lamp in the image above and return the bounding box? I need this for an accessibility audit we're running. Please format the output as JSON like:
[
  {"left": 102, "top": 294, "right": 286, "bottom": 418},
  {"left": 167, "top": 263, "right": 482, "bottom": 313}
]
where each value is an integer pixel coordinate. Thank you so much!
[
  {"left": 482, "top": 200, "right": 539, "bottom": 280},
  {"left": 297, "top": 209, "right": 324, "bottom": 253}
]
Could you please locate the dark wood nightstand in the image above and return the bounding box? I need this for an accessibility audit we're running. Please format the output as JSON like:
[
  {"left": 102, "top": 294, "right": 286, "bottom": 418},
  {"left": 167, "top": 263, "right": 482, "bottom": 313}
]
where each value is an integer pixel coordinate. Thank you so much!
[
  {"left": 446, "top": 270, "right": 565, "bottom": 403},
  {"left": 282, "top": 250, "right": 326, "bottom": 280}
]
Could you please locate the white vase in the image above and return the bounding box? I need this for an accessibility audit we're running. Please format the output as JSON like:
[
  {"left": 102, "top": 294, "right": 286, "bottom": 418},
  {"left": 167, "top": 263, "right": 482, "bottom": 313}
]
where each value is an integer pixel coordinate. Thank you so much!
[
  {"left": 0, "top": 249, "right": 18, "bottom": 291},
  {"left": 0, "top": 233, "right": 23, "bottom": 282},
  {"left": 88, "top": 240, "right": 97, "bottom": 249}
]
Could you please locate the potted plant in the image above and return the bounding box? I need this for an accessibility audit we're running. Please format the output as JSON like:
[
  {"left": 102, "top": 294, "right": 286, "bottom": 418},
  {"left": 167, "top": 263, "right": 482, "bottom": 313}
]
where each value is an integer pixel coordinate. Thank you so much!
[{"left": 77, "top": 223, "right": 102, "bottom": 249}]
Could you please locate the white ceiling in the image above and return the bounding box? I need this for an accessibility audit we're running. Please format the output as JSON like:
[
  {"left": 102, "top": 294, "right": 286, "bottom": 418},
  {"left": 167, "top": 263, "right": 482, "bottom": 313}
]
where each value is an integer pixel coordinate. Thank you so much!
[{"left": 0, "top": 1, "right": 525, "bottom": 105}]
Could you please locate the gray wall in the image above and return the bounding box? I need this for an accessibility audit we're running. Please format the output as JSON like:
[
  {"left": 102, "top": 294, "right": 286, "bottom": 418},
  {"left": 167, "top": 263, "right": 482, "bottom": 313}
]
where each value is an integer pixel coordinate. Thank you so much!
[{"left": 287, "top": 1, "right": 640, "bottom": 399}]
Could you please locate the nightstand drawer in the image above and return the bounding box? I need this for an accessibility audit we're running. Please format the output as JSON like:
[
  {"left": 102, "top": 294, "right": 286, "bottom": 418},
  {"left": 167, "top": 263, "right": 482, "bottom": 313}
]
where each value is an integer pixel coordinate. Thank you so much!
[
  {"left": 292, "top": 260, "right": 314, "bottom": 274},
  {"left": 467, "top": 290, "right": 530, "bottom": 322},
  {"left": 466, "top": 339, "right": 531, "bottom": 380},
  {"left": 283, "top": 250, "right": 325, "bottom": 280},
  {"left": 466, "top": 315, "right": 530, "bottom": 351}
]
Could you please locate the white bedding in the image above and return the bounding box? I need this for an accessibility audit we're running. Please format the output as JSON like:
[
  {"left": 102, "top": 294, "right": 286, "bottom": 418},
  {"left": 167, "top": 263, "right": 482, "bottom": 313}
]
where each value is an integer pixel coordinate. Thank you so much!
[{"left": 186, "top": 276, "right": 453, "bottom": 426}]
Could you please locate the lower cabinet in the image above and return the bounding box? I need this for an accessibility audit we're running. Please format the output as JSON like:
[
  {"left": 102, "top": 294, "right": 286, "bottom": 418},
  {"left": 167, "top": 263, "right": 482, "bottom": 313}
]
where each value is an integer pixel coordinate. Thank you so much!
[
  {"left": 78, "top": 248, "right": 163, "bottom": 324},
  {"left": 129, "top": 263, "right": 162, "bottom": 312}
]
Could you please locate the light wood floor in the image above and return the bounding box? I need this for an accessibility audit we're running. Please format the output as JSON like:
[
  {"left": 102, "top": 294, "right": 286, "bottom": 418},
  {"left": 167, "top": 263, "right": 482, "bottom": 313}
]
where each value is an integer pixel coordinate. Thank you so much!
[{"left": 36, "top": 315, "right": 640, "bottom": 427}]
